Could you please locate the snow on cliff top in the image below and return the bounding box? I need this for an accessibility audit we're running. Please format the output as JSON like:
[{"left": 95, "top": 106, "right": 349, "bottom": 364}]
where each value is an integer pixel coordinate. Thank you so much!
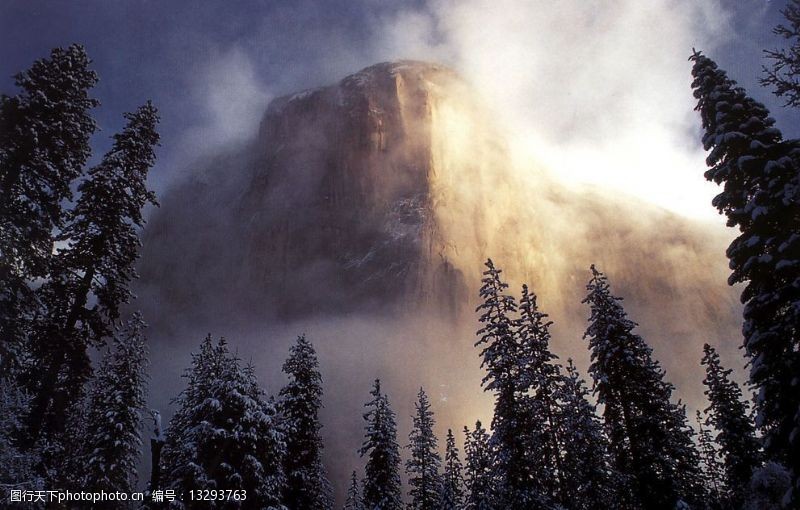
[{"left": 266, "top": 60, "right": 454, "bottom": 115}]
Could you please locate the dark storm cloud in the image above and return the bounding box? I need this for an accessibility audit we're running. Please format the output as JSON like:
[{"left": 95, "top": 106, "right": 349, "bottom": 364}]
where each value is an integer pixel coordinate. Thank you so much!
[{"left": 0, "top": 0, "right": 423, "bottom": 189}]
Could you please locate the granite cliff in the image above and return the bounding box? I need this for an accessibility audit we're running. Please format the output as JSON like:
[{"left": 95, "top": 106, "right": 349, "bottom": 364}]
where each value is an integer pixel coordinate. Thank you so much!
[{"left": 139, "top": 61, "right": 740, "bottom": 389}]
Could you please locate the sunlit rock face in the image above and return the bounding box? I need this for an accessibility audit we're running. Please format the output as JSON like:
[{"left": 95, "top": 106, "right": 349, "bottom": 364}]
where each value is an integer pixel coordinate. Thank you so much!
[
  {"left": 142, "top": 61, "right": 496, "bottom": 322},
  {"left": 239, "top": 61, "right": 471, "bottom": 317}
]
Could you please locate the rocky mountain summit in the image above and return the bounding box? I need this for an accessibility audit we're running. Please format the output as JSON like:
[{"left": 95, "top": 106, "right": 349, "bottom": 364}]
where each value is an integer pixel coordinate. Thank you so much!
[
  {"left": 241, "top": 61, "right": 473, "bottom": 316},
  {"left": 139, "top": 60, "right": 740, "bottom": 378},
  {"left": 141, "top": 61, "right": 487, "bottom": 321}
]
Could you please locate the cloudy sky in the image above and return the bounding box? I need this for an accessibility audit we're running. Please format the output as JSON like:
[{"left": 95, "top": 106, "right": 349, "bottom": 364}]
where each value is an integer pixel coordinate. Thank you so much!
[{"left": 1, "top": 0, "right": 798, "bottom": 220}]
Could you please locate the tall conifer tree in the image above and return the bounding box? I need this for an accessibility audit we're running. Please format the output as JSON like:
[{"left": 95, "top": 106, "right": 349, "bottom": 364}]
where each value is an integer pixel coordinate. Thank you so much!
[
  {"left": 701, "top": 343, "right": 762, "bottom": 506},
  {"left": 0, "top": 44, "right": 98, "bottom": 373},
  {"left": 696, "top": 410, "right": 724, "bottom": 507},
  {"left": 583, "top": 265, "right": 703, "bottom": 509},
  {"left": 26, "top": 102, "right": 160, "bottom": 441},
  {"left": 516, "top": 284, "right": 564, "bottom": 503},
  {"left": 343, "top": 471, "right": 364, "bottom": 510},
  {"left": 83, "top": 314, "right": 148, "bottom": 499},
  {"left": 558, "top": 359, "right": 617, "bottom": 510},
  {"left": 691, "top": 50, "right": 800, "bottom": 503},
  {"left": 278, "top": 335, "right": 333, "bottom": 510},
  {"left": 360, "top": 379, "right": 402, "bottom": 510},
  {"left": 406, "top": 388, "right": 443, "bottom": 510},
  {"left": 475, "top": 260, "right": 549, "bottom": 507},
  {"left": 463, "top": 421, "right": 493, "bottom": 510},
  {"left": 441, "top": 429, "right": 465, "bottom": 510}
]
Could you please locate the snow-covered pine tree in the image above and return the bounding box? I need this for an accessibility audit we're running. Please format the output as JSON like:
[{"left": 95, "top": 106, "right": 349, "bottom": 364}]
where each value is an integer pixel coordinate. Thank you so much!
[
  {"left": 343, "top": 471, "right": 364, "bottom": 510},
  {"left": 696, "top": 410, "right": 724, "bottom": 507},
  {"left": 440, "top": 429, "right": 465, "bottom": 510},
  {"left": 667, "top": 402, "right": 707, "bottom": 508},
  {"left": 743, "top": 461, "right": 792, "bottom": 510},
  {"left": 475, "top": 260, "right": 518, "bottom": 394},
  {"left": 360, "top": 379, "right": 402, "bottom": 510},
  {"left": 762, "top": 0, "right": 800, "bottom": 107},
  {"left": 701, "top": 343, "right": 762, "bottom": 506},
  {"left": 0, "top": 44, "right": 98, "bottom": 374},
  {"left": 83, "top": 313, "right": 148, "bottom": 500},
  {"left": 582, "top": 265, "right": 704, "bottom": 509},
  {"left": 36, "top": 391, "right": 90, "bottom": 492},
  {"left": 406, "top": 387, "right": 443, "bottom": 510},
  {"left": 0, "top": 377, "right": 42, "bottom": 493},
  {"left": 161, "top": 335, "right": 286, "bottom": 509},
  {"left": 691, "top": 50, "right": 800, "bottom": 504},
  {"left": 278, "top": 335, "right": 333, "bottom": 510},
  {"left": 463, "top": 422, "right": 493, "bottom": 510},
  {"left": 475, "top": 260, "right": 548, "bottom": 507},
  {"left": 558, "top": 359, "right": 617, "bottom": 510},
  {"left": 516, "top": 284, "right": 564, "bottom": 504},
  {"left": 25, "top": 102, "right": 160, "bottom": 442}
]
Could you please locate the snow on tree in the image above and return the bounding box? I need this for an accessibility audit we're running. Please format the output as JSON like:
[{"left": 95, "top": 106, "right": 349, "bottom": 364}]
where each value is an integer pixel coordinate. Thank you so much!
[
  {"left": 161, "top": 335, "right": 286, "bottom": 509},
  {"left": 0, "top": 377, "right": 42, "bottom": 494},
  {"left": 278, "top": 335, "right": 333, "bottom": 510},
  {"left": 463, "top": 421, "right": 494, "bottom": 510},
  {"left": 515, "top": 283, "right": 565, "bottom": 504},
  {"left": 557, "top": 359, "right": 617, "bottom": 510},
  {"left": 0, "top": 44, "right": 98, "bottom": 374},
  {"left": 474, "top": 260, "right": 550, "bottom": 508},
  {"left": 343, "top": 471, "right": 364, "bottom": 510},
  {"left": 701, "top": 343, "right": 762, "bottom": 506},
  {"left": 762, "top": 0, "right": 800, "bottom": 107},
  {"left": 82, "top": 313, "right": 148, "bottom": 500},
  {"left": 25, "top": 101, "right": 160, "bottom": 442},
  {"left": 696, "top": 410, "right": 724, "bottom": 507},
  {"left": 405, "top": 387, "right": 443, "bottom": 510},
  {"left": 582, "top": 265, "right": 704, "bottom": 509},
  {"left": 666, "top": 401, "right": 707, "bottom": 508},
  {"left": 691, "top": 50, "right": 800, "bottom": 504},
  {"left": 359, "top": 379, "right": 402, "bottom": 510},
  {"left": 743, "top": 461, "right": 792, "bottom": 510},
  {"left": 440, "top": 429, "right": 465, "bottom": 510},
  {"left": 34, "top": 390, "right": 92, "bottom": 492},
  {"left": 475, "top": 259, "right": 518, "bottom": 395}
]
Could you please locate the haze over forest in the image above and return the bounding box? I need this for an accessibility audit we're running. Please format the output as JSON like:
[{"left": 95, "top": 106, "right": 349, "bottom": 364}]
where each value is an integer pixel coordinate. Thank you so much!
[{"left": 2, "top": 1, "right": 800, "bottom": 509}]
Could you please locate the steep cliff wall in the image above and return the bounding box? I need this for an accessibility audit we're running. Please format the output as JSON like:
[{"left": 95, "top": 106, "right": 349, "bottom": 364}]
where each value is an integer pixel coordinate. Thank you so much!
[
  {"left": 141, "top": 62, "right": 485, "bottom": 322},
  {"left": 138, "top": 59, "right": 740, "bottom": 409},
  {"left": 237, "top": 61, "right": 471, "bottom": 317}
]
